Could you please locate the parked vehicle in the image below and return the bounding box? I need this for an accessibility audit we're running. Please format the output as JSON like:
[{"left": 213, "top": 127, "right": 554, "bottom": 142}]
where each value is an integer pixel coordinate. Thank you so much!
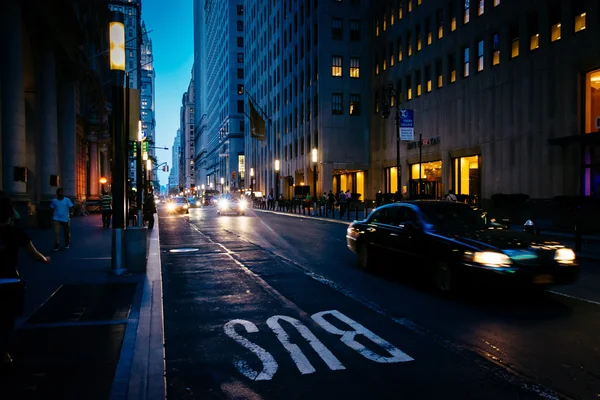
[{"left": 346, "top": 201, "right": 579, "bottom": 293}]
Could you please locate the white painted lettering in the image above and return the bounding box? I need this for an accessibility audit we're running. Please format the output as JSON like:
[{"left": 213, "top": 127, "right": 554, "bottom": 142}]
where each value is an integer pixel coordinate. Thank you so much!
[
  {"left": 224, "top": 319, "right": 278, "bottom": 381},
  {"left": 311, "top": 310, "right": 414, "bottom": 363},
  {"left": 266, "top": 315, "right": 345, "bottom": 374}
]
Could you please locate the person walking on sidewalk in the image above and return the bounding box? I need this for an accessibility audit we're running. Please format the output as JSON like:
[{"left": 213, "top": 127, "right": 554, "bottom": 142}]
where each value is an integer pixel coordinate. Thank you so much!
[
  {"left": 50, "top": 188, "right": 74, "bottom": 251},
  {"left": 143, "top": 192, "right": 157, "bottom": 230},
  {"left": 100, "top": 190, "right": 113, "bottom": 228},
  {"left": 0, "top": 195, "right": 51, "bottom": 364}
]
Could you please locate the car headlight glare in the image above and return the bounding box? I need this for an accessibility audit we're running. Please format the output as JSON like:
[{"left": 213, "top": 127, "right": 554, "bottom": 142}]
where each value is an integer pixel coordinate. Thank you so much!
[
  {"left": 219, "top": 199, "right": 229, "bottom": 209},
  {"left": 167, "top": 203, "right": 175, "bottom": 211},
  {"left": 239, "top": 200, "right": 247, "bottom": 210},
  {"left": 554, "top": 248, "right": 576, "bottom": 264},
  {"left": 472, "top": 251, "right": 512, "bottom": 267},
  {"left": 183, "top": 204, "right": 189, "bottom": 209}
]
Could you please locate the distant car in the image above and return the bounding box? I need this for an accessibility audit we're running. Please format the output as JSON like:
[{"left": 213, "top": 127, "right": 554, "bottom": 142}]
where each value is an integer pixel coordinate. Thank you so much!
[
  {"left": 187, "top": 197, "right": 198, "bottom": 207},
  {"left": 217, "top": 194, "right": 248, "bottom": 216},
  {"left": 346, "top": 201, "right": 579, "bottom": 293},
  {"left": 166, "top": 196, "right": 190, "bottom": 214},
  {"left": 203, "top": 190, "right": 220, "bottom": 206}
]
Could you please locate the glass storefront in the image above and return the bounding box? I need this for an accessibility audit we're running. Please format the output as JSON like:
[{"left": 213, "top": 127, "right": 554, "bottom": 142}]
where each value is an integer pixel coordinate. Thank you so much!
[
  {"left": 409, "top": 160, "right": 443, "bottom": 199},
  {"left": 453, "top": 155, "right": 480, "bottom": 204},
  {"left": 333, "top": 170, "right": 365, "bottom": 200},
  {"left": 584, "top": 69, "right": 600, "bottom": 196}
]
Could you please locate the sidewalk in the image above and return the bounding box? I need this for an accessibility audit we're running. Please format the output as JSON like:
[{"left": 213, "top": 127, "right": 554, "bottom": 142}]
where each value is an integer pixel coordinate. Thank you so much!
[
  {"left": 253, "top": 208, "right": 600, "bottom": 262},
  {"left": 0, "top": 214, "right": 165, "bottom": 400}
]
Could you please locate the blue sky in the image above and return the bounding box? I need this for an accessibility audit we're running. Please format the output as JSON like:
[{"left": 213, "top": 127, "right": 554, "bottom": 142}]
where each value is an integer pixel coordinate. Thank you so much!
[{"left": 142, "top": 0, "right": 194, "bottom": 187}]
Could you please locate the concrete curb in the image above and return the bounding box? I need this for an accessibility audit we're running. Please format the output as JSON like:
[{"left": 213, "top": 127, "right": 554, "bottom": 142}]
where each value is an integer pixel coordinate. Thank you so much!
[
  {"left": 252, "top": 207, "right": 354, "bottom": 225},
  {"left": 127, "top": 216, "right": 166, "bottom": 400}
]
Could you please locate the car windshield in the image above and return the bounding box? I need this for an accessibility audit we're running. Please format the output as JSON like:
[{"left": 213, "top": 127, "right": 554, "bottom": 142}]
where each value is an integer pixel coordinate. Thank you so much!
[
  {"left": 173, "top": 197, "right": 187, "bottom": 204},
  {"left": 417, "top": 203, "right": 488, "bottom": 231}
]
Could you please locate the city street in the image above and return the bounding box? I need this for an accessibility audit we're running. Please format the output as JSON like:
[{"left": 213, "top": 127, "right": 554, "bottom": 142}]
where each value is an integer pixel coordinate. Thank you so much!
[{"left": 159, "top": 206, "right": 600, "bottom": 400}]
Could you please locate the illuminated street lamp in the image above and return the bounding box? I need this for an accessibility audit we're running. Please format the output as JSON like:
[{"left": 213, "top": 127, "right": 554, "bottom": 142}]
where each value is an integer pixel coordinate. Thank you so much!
[
  {"left": 311, "top": 148, "right": 318, "bottom": 215},
  {"left": 220, "top": 177, "right": 225, "bottom": 193},
  {"left": 250, "top": 167, "right": 254, "bottom": 193},
  {"left": 110, "top": 11, "right": 126, "bottom": 275},
  {"left": 274, "top": 159, "right": 280, "bottom": 201}
]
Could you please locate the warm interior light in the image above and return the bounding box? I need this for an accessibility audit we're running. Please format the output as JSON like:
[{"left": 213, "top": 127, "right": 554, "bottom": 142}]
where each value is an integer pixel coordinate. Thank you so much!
[
  {"left": 311, "top": 148, "right": 318, "bottom": 163},
  {"left": 274, "top": 159, "right": 280, "bottom": 171},
  {"left": 99, "top": 177, "right": 108, "bottom": 184},
  {"left": 250, "top": 167, "right": 254, "bottom": 177},
  {"left": 109, "top": 21, "right": 125, "bottom": 71}
]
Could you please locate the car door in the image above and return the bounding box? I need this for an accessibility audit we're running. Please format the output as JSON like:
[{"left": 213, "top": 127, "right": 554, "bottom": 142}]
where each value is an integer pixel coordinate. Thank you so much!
[
  {"left": 364, "top": 207, "right": 398, "bottom": 260},
  {"left": 386, "top": 205, "right": 425, "bottom": 266}
]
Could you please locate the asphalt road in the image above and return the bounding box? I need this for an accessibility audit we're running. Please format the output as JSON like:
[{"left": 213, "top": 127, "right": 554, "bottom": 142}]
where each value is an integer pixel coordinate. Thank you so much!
[{"left": 159, "top": 205, "right": 600, "bottom": 400}]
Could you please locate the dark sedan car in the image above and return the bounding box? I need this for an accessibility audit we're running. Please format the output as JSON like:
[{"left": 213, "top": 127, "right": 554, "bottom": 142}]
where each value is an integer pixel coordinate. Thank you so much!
[
  {"left": 216, "top": 194, "right": 249, "bottom": 216},
  {"left": 346, "top": 201, "right": 578, "bottom": 293}
]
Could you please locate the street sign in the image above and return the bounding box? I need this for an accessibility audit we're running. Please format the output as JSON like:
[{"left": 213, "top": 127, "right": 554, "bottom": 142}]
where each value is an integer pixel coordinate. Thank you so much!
[{"left": 399, "top": 109, "right": 414, "bottom": 141}]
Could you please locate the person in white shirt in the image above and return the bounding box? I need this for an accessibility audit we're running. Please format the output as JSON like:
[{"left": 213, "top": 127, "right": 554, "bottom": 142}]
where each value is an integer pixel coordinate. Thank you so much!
[
  {"left": 50, "top": 188, "right": 74, "bottom": 251},
  {"left": 445, "top": 189, "right": 458, "bottom": 202}
]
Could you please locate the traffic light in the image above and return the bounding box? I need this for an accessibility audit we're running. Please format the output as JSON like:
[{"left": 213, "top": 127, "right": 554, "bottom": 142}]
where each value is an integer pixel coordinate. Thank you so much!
[
  {"left": 162, "top": 165, "right": 169, "bottom": 172},
  {"left": 232, "top": 171, "right": 236, "bottom": 179}
]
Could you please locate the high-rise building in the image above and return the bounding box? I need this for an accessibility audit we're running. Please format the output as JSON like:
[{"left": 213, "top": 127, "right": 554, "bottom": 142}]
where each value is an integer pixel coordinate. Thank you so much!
[
  {"left": 140, "top": 20, "right": 158, "bottom": 190},
  {"left": 180, "top": 70, "right": 195, "bottom": 193},
  {"left": 170, "top": 129, "right": 182, "bottom": 194},
  {"left": 193, "top": 1, "right": 209, "bottom": 192},
  {"left": 194, "top": 0, "right": 245, "bottom": 195},
  {"left": 243, "top": 0, "right": 372, "bottom": 199}
]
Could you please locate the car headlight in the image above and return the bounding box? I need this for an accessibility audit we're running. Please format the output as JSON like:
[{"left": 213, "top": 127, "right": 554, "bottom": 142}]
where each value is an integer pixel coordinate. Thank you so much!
[
  {"left": 239, "top": 200, "right": 247, "bottom": 210},
  {"left": 167, "top": 203, "right": 175, "bottom": 211},
  {"left": 219, "top": 199, "right": 229, "bottom": 209},
  {"left": 555, "top": 248, "right": 576, "bottom": 264},
  {"left": 471, "top": 251, "right": 512, "bottom": 267},
  {"left": 183, "top": 204, "right": 189, "bottom": 209}
]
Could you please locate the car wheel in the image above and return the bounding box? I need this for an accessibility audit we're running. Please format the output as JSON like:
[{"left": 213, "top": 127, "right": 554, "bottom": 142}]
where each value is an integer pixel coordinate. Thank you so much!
[
  {"left": 433, "top": 262, "right": 454, "bottom": 293},
  {"left": 357, "top": 241, "right": 371, "bottom": 270}
]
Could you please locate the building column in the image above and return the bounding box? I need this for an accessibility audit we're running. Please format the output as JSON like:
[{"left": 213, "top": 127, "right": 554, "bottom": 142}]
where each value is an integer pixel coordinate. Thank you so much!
[
  {"left": 0, "top": 0, "right": 28, "bottom": 200},
  {"left": 59, "top": 80, "right": 76, "bottom": 198},
  {"left": 89, "top": 138, "right": 100, "bottom": 199},
  {"left": 322, "top": 162, "right": 333, "bottom": 194},
  {"left": 39, "top": 37, "right": 59, "bottom": 199}
]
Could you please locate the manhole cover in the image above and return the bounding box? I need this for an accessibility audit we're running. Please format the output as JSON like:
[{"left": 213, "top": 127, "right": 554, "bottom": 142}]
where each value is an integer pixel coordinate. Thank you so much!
[{"left": 169, "top": 248, "right": 199, "bottom": 253}]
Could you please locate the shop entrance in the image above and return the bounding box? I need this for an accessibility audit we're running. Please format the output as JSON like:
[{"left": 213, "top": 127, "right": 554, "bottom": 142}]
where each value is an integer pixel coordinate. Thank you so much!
[{"left": 409, "top": 160, "right": 443, "bottom": 199}]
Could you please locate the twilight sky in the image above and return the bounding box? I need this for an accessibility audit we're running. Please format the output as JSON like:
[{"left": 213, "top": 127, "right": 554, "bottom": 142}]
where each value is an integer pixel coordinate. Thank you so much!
[{"left": 142, "top": 0, "right": 194, "bottom": 187}]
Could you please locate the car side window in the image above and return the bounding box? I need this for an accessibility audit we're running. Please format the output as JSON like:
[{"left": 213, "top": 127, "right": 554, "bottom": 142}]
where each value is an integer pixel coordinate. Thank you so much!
[
  {"left": 394, "top": 206, "right": 418, "bottom": 226},
  {"left": 370, "top": 208, "right": 395, "bottom": 225}
]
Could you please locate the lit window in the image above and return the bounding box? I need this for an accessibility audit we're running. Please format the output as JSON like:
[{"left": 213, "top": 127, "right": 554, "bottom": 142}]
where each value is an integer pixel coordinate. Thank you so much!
[
  {"left": 427, "top": 28, "right": 432, "bottom": 45},
  {"left": 383, "top": 14, "right": 387, "bottom": 31},
  {"left": 398, "top": 2, "right": 403, "bottom": 19},
  {"left": 575, "top": 13, "right": 586, "bottom": 32},
  {"left": 383, "top": 58, "right": 387, "bottom": 71},
  {"left": 398, "top": 40, "right": 403, "bottom": 62},
  {"left": 463, "top": 47, "right": 470, "bottom": 77},
  {"left": 493, "top": 0, "right": 500, "bottom": 6},
  {"left": 375, "top": 20, "right": 380, "bottom": 36},
  {"left": 464, "top": 0, "right": 470, "bottom": 24},
  {"left": 551, "top": 23, "right": 561, "bottom": 42},
  {"left": 492, "top": 33, "right": 500, "bottom": 65},
  {"left": 417, "top": 31, "right": 422, "bottom": 51},
  {"left": 426, "top": 67, "right": 432, "bottom": 93},
  {"left": 449, "top": 53, "right": 457, "bottom": 83},
  {"left": 511, "top": 39, "right": 519, "bottom": 58},
  {"left": 407, "top": 76, "right": 413, "bottom": 100},
  {"left": 391, "top": 6, "right": 395, "bottom": 25},
  {"left": 437, "top": 74, "right": 443, "bottom": 88},
  {"left": 477, "top": 41, "right": 484, "bottom": 72},
  {"left": 416, "top": 71, "right": 422, "bottom": 96},
  {"left": 451, "top": 70, "right": 456, "bottom": 83},
  {"left": 437, "top": 11, "right": 444, "bottom": 39},
  {"left": 530, "top": 33, "right": 539, "bottom": 51},
  {"left": 349, "top": 94, "right": 361, "bottom": 115},
  {"left": 451, "top": 16, "right": 457, "bottom": 31},
  {"left": 332, "top": 55, "right": 342, "bottom": 76},
  {"left": 350, "top": 57, "right": 360, "bottom": 78},
  {"left": 478, "top": 0, "right": 484, "bottom": 16},
  {"left": 418, "top": 0, "right": 422, "bottom": 5},
  {"left": 408, "top": 33, "right": 413, "bottom": 56},
  {"left": 390, "top": 44, "right": 395, "bottom": 66},
  {"left": 408, "top": 0, "right": 412, "bottom": 12}
]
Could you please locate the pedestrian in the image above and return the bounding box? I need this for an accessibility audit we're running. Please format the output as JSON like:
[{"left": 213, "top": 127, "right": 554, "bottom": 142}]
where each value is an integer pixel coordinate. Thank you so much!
[
  {"left": 0, "top": 195, "right": 51, "bottom": 364},
  {"left": 143, "top": 192, "right": 157, "bottom": 230},
  {"left": 50, "top": 187, "right": 74, "bottom": 251},
  {"left": 100, "top": 190, "right": 113, "bottom": 228},
  {"left": 445, "top": 189, "right": 458, "bottom": 202}
]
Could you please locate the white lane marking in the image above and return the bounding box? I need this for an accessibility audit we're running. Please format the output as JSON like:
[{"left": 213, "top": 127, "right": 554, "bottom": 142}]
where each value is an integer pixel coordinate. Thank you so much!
[
  {"left": 224, "top": 319, "right": 279, "bottom": 381},
  {"left": 266, "top": 315, "right": 346, "bottom": 374},
  {"left": 312, "top": 310, "right": 414, "bottom": 363},
  {"left": 547, "top": 290, "right": 600, "bottom": 307}
]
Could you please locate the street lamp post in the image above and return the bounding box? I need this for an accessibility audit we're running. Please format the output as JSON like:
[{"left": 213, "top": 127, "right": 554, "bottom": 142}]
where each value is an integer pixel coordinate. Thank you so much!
[
  {"left": 382, "top": 84, "right": 402, "bottom": 201},
  {"left": 109, "top": 11, "right": 127, "bottom": 275},
  {"left": 136, "top": 120, "right": 144, "bottom": 227},
  {"left": 250, "top": 167, "right": 254, "bottom": 193},
  {"left": 274, "top": 159, "right": 280, "bottom": 202},
  {"left": 220, "top": 177, "right": 224, "bottom": 194},
  {"left": 311, "top": 148, "right": 317, "bottom": 215}
]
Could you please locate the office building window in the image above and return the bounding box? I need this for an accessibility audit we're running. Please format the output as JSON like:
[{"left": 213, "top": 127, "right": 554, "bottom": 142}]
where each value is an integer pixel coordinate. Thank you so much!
[
  {"left": 463, "top": 47, "right": 470, "bottom": 77},
  {"left": 449, "top": 53, "right": 457, "bottom": 83},
  {"left": 375, "top": 19, "right": 380, "bottom": 36},
  {"left": 332, "top": 55, "right": 343, "bottom": 76},
  {"left": 436, "top": 59, "right": 443, "bottom": 88},
  {"left": 390, "top": 43, "right": 394, "bottom": 66},
  {"left": 478, "top": 0, "right": 484, "bottom": 16},
  {"left": 350, "top": 19, "right": 360, "bottom": 41},
  {"left": 406, "top": 75, "right": 413, "bottom": 100},
  {"left": 390, "top": 5, "right": 395, "bottom": 25},
  {"left": 416, "top": 70, "right": 422, "bottom": 96},
  {"left": 332, "top": 93, "right": 343, "bottom": 114},
  {"left": 398, "top": 1, "right": 403, "bottom": 19},
  {"left": 238, "top": 84, "right": 244, "bottom": 94},
  {"left": 383, "top": 49, "right": 387, "bottom": 70},
  {"left": 237, "top": 21, "right": 244, "bottom": 31},
  {"left": 492, "top": 33, "right": 500, "bottom": 65},
  {"left": 425, "top": 66, "right": 432, "bottom": 93},
  {"left": 383, "top": 13, "right": 387, "bottom": 31},
  {"left": 237, "top": 100, "right": 244, "bottom": 113},
  {"left": 529, "top": 14, "right": 539, "bottom": 50},
  {"left": 417, "top": 28, "right": 422, "bottom": 51},
  {"left": 464, "top": 0, "right": 470, "bottom": 24},
  {"left": 350, "top": 57, "right": 360, "bottom": 78},
  {"left": 398, "top": 38, "right": 403, "bottom": 62},
  {"left": 574, "top": 1, "right": 586, "bottom": 32},
  {"left": 237, "top": 37, "right": 244, "bottom": 47},
  {"left": 407, "top": 32, "right": 413, "bottom": 56},
  {"left": 332, "top": 17, "right": 343, "bottom": 40},
  {"left": 550, "top": 4, "right": 561, "bottom": 42},
  {"left": 510, "top": 23, "right": 519, "bottom": 58},
  {"left": 349, "top": 94, "right": 361, "bottom": 115},
  {"left": 237, "top": 5, "right": 244, "bottom": 15},
  {"left": 237, "top": 53, "right": 244, "bottom": 63},
  {"left": 450, "top": 1, "right": 457, "bottom": 31},
  {"left": 437, "top": 10, "right": 444, "bottom": 39},
  {"left": 493, "top": 0, "right": 500, "bottom": 6},
  {"left": 408, "top": 0, "right": 412, "bottom": 12},
  {"left": 237, "top": 68, "right": 244, "bottom": 79},
  {"left": 477, "top": 40, "right": 484, "bottom": 72}
]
